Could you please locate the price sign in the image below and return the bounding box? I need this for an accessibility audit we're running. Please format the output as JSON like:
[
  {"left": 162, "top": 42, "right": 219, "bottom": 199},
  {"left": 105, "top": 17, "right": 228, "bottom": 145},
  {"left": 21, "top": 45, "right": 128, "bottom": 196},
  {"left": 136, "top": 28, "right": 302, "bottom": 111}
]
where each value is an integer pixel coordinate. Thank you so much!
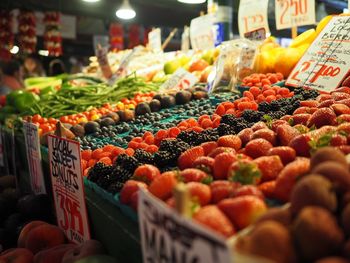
[
  {"left": 275, "top": 0, "right": 316, "bottom": 30},
  {"left": 244, "top": 28, "right": 267, "bottom": 41},
  {"left": 23, "top": 122, "right": 46, "bottom": 195},
  {"left": 160, "top": 68, "right": 198, "bottom": 91},
  {"left": 286, "top": 16, "right": 350, "bottom": 92},
  {"left": 139, "top": 189, "right": 232, "bottom": 263},
  {"left": 238, "top": 0, "right": 270, "bottom": 37},
  {"left": 190, "top": 14, "right": 215, "bottom": 50},
  {"left": 148, "top": 28, "right": 162, "bottom": 52},
  {"left": 48, "top": 135, "right": 90, "bottom": 244}
]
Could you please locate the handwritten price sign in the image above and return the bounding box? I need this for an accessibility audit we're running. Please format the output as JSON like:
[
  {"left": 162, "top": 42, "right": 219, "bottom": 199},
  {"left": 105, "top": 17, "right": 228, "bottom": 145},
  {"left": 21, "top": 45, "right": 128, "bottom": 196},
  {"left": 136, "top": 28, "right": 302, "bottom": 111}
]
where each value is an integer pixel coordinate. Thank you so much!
[
  {"left": 275, "top": 0, "right": 316, "bottom": 30},
  {"left": 286, "top": 16, "right": 350, "bottom": 92},
  {"left": 238, "top": 0, "right": 270, "bottom": 37},
  {"left": 23, "top": 122, "right": 46, "bottom": 195},
  {"left": 48, "top": 135, "right": 90, "bottom": 244},
  {"left": 139, "top": 189, "right": 232, "bottom": 263},
  {"left": 190, "top": 14, "right": 215, "bottom": 50},
  {"left": 161, "top": 68, "right": 198, "bottom": 92}
]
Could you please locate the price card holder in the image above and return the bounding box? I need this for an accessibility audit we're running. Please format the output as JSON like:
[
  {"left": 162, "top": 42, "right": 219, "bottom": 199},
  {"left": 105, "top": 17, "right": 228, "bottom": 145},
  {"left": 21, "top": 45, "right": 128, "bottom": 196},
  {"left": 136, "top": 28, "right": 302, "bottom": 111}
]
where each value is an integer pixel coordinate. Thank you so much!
[
  {"left": 160, "top": 68, "right": 198, "bottom": 92},
  {"left": 286, "top": 16, "right": 350, "bottom": 92},
  {"left": 190, "top": 14, "right": 215, "bottom": 50},
  {"left": 244, "top": 28, "right": 267, "bottom": 41},
  {"left": 275, "top": 0, "right": 316, "bottom": 30},
  {"left": 238, "top": 0, "right": 270, "bottom": 37},
  {"left": 48, "top": 135, "right": 91, "bottom": 244},
  {"left": 138, "top": 189, "right": 232, "bottom": 263},
  {"left": 23, "top": 122, "right": 46, "bottom": 195},
  {"left": 148, "top": 28, "right": 162, "bottom": 52}
]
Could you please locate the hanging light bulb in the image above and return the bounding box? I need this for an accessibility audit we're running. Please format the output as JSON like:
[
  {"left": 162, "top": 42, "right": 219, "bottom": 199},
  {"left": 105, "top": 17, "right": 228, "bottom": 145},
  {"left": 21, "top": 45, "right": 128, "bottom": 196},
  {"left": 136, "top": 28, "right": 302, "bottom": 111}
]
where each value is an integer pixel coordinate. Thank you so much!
[
  {"left": 116, "top": 0, "right": 136, "bottom": 20},
  {"left": 82, "top": 0, "right": 100, "bottom": 3},
  {"left": 177, "top": 0, "right": 206, "bottom": 4}
]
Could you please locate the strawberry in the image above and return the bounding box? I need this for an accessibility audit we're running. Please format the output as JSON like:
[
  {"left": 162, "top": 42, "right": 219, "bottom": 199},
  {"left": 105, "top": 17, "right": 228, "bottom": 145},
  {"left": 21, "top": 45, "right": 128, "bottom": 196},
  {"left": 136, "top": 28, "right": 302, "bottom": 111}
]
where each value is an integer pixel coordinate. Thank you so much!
[
  {"left": 218, "top": 196, "right": 267, "bottom": 230},
  {"left": 258, "top": 181, "right": 277, "bottom": 199},
  {"left": 274, "top": 158, "right": 310, "bottom": 202},
  {"left": 130, "top": 191, "right": 141, "bottom": 211},
  {"left": 180, "top": 168, "right": 211, "bottom": 183},
  {"left": 335, "top": 86, "right": 350, "bottom": 94},
  {"left": 148, "top": 171, "right": 178, "bottom": 200},
  {"left": 331, "top": 103, "right": 350, "bottom": 115},
  {"left": 133, "top": 164, "right": 160, "bottom": 184},
  {"left": 233, "top": 185, "right": 264, "bottom": 200},
  {"left": 187, "top": 182, "right": 212, "bottom": 206},
  {"left": 337, "top": 122, "right": 350, "bottom": 134},
  {"left": 200, "top": 141, "right": 218, "bottom": 156},
  {"left": 178, "top": 146, "right": 205, "bottom": 170},
  {"left": 245, "top": 138, "right": 273, "bottom": 159},
  {"left": 251, "top": 121, "right": 268, "bottom": 131},
  {"left": 208, "top": 147, "right": 235, "bottom": 158},
  {"left": 192, "top": 157, "right": 215, "bottom": 175},
  {"left": 237, "top": 128, "right": 253, "bottom": 146},
  {"left": 281, "top": 115, "right": 292, "bottom": 122},
  {"left": 120, "top": 180, "right": 148, "bottom": 205},
  {"left": 227, "top": 159, "right": 261, "bottom": 185},
  {"left": 342, "top": 76, "right": 350, "bottom": 87},
  {"left": 213, "top": 152, "right": 237, "bottom": 179},
  {"left": 210, "top": 180, "right": 238, "bottom": 203},
  {"left": 318, "top": 99, "right": 335, "bottom": 108},
  {"left": 193, "top": 205, "right": 236, "bottom": 238},
  {"left": 293, "top": 124, "right": 309, "bottom": 134},
  {"left": 290, "top": 114, "right": 311, "bottom": 125},
  {"left": 267, "top": 146, "right": 296, "bottom": 165},
  {"left": 316, "top": 94, "right": 332, "bottom": 102},
  {"left": 300, "top": 100, "right": 319, "bottom": 107},
  {"left": 330, "top": 133, "right": 347, "bottom": 146},
  {"left": 337, "top": 114, "right": 350, "bottom": 124},
  {"left": 217, "top": 135, "right": 242, "bottom": 151},
  {"left": 276, "top": 124, "right": 301, "bottom": 146},
  {"left": 293, "top": 107, "right": 313, "bottom": 114},
  {"left": 337, "top": 145, "right": 350, "bottom": 154},
  {"left": 307, "top": 108, "right": 337, "bottom": 128},
  {"left": 271, "top": 120, "right": 289, "bottom": 133},
  {"left": 253, "top": 155, "right": 284, "bottom": 182},
  {"left": 251, "top": 128, "right": 277, "bottom": 146},
  {"left": 337, "top": 98, "right": 350, "bottom": 107},
  {"left": 332, "top": 92, "right": 350, "bottom": 101}
]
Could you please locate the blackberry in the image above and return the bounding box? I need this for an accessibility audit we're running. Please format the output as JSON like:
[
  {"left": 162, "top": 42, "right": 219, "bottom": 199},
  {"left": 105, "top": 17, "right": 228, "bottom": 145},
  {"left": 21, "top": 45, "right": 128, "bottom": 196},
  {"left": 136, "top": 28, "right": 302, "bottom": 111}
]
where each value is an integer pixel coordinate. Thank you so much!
[
  {"left": 218, "top": 123, "right": 236, "bottom": 136},
  {"left": 96, "top": 173, "right": 112, "bottom": 189},
  {"left": 281, "top": 105, "right": 295, "bottom": 115},
  {"left": 115, "top": 154, "right": 140, "bottom": 172},
  {"left": 112, "top": 165, "right": 133, "bottom": 183},
  {"left": 87, "top": 162, "right": 113, "bottom": 183},
  {"left": 200, "top": 128, "right": 219, "bottom": 141},
  {"left": 221, "top": 114, "right": 238, "bottom": 126},
  {"left": 159, "top": 139, "right": 190, "bottom": 154},
  {"left": 134, "top": 149, "right": 154, "bottom": 164},
  {"left": 160, "top": 166, "right": 177, "bottom": 173},
  {"left": 154, "top": 151, "right": 177, "bottom": 167},
  {"left": 107, "top": 182, "right": 124, "bottom": 194},
  {"left": 177, "top": 131, "right": 200, "bottom": 146},
  {"left": 268, "top": 111, "right": 286, "bottom": 120},
  {"left": 258, "top": 102, "right": 271, "bottom": 113},
  {"left": 241, "top": 110, "right": 264, "bottom": 123}
]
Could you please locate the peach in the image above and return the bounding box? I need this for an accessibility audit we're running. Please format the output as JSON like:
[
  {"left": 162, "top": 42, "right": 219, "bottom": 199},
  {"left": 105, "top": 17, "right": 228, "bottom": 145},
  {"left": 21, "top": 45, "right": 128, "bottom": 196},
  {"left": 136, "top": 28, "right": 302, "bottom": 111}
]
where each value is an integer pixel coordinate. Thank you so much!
[
  {"left": 33, "top": 244, "right": 76, "bottom": 263},
  {"left": 18, "top": 221, "right": 48, "bottom": 248},
  {"left": 0, "top": 248, "right": 33, "bottom": 263},
  {"left": 25, "top": 224, "right": 66, "bottom": 254}
]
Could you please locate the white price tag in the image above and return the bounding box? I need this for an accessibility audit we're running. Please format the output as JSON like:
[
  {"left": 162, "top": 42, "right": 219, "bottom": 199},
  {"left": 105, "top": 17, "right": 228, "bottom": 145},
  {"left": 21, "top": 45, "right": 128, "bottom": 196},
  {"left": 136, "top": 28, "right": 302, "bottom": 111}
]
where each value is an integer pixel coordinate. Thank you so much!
[
  {"left": 238, "top": 0, "right": 270, "bottom": 37},
  {"left": 48, "top": 135, "right": 91, "bottom": 244},
  {"left": 23, "top": 122, "right": 46, "bottom": 195},
  {"left": 138, "top": 189, "right": 232, "bottom": 263},
  {"left": 275, "top": 0, "right": 316, "bottom": 30},
  {"left": 190, "top": 14, "right": 215, "bottom": 50},
  {"left": 148, "top": 28, "right": 162, "bottom": 52},
  {"left": 286, "top": 16, "right": 350, "bottom": 92},
  {"left": 160, "top": 68, "right": 198, "bottom": 91}
]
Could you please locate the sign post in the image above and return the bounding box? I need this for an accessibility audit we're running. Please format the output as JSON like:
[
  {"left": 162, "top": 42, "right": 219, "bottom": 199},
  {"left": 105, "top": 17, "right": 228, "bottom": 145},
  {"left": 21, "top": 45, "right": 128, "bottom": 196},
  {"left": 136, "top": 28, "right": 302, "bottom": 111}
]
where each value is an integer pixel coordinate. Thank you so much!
[{"left": 48, "top": 135, "right": 90, "bottom": 244}]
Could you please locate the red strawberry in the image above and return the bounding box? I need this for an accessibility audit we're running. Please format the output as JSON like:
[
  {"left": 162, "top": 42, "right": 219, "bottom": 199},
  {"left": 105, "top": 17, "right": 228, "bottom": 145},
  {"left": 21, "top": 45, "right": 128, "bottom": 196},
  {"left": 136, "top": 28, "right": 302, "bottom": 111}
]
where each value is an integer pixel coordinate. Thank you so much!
[
  {"left": 332, "top": 92, "right": 350, "bottom": 101},
  {"left": 120, "top": 180, "right": 148, "bottom": 205},
  {"left": 245, "top": 138, "right": 273, "bottom": 159},
  {"left": 293, "top": 107, "right": 313, "bottom": 114},
  {"left": 217, "top": 135, "right": 242, "bottom": 151},
  {"left": 335, "top": 86, "right": 350, "bottom": 94},
  {"left": 300, "top": 100, "right": 319, "bottom": 107},
  {"left": 200, "top": 141, "right": 218, "bottom": 156},
  {"left": 178, "top": 146, "right": 205, "bottom": 170},
  {"left": 318, "top": 99, "right": 335, "bottom": 108},
  {"left": 267, "top": 146, "right": 296, "bottom": 165},
  {"left": 276, "top": 124, "right": 301, "bottom": 146},
  {"left": 307, "top": 108, "right": 337, "bottom": 128},
  {"left": 148, "top": 171, "right": 178, "bottom": 200},
  {"left": 227, "top": 159, "right": 261, "bottom": 185},
  {"left": 293, "top": 124, "right": 309, "bottom": 134},
  {"left": 180, "top": 168, "right": 210, "bottom": 183},
  {"left": 210, "top": 180, "right": 238, "bottom": 203},
  {"left": 208, "top": 147, "right": 235, "bottom": 158},
  {"left": 253, "top": 155, "right": 284, "bottom": 182},
  {"left": 187, "top": 182, "right": 212, "bottom": 206},
  {"left": 130, "top": 191, "right": 141, "bottom": 211},
  {"left": 213, "top": 152, "right": 237, "bottom": 180},
  {"left": 316, "top": 94, "right": 332, "bottom": 102},
  {"left": 258, "top": 181, "right": 277, "bottom": 199},
  {"left": 342, "top": 76, "right": 350, "bottom": 87},
  {"left": 337, "top": 122, "right": 350, "bottom": 134},
  {"left": 192, "top": 157, "right": 215, "bottom": 174},
  {"left": 233, "top": 185, "right": 264, "bottom": 200},
  {"left": 337, "top": 145, "right": 350, "bottom": 154},
  {"left": 330, "top": 133, "right": 348, "bottom": 146},
  {"left": 337, "top": 114, "right": 350, "bottom": 124},
  {"left": 271, "top": 120, "right": 289, "bottom": 132},
  {"left": 251, "top": 121, "right": 268, "bottom": 131},
  {"left": 237, "top": 128, "right": 253, "bottom": 146},
  {"left": 331, "top": 104, "right": 350, "bottom": 115},
  {"left": 274, "top": 158, "right": 310, "bottom": 202},
  {"left": 281, "top": 115, "right": 292, "bottom": 122},
  {"left": 251, "top": 128, "right": 277, "bottom": 146},
  {"left": 193, "top": 205, "right": 236, "bottom": 238},
  {"left": 218, "top": 196, "right": 267, "bottom": 230},
  {"left": 290, "top": 114, "right": 311, "bottom": 125},
  {"left": 337, "top": 98, "right": 350, "bottom": 107},
  {"left": 133, "top": 164, "right": 160, "bottom": 184}
]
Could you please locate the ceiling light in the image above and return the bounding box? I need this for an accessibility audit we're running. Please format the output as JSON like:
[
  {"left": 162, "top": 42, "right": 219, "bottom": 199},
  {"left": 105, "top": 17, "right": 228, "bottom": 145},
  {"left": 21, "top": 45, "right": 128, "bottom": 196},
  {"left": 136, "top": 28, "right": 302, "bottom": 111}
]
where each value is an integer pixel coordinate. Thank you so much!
[
  {"left": 116, "top": 0, "right": 136, "bottom": 20},
  {"left": 82, "top": 0, "right": 100, "bottom": 2},
  {"left": 10, "top": 45, "right": 19, "bottom": 54},
  {"left": 38, "top": 50, "right": 49, "bottom": 56},
  {"left": 177, "top": 0, "right": 206, "bottom": 4}
]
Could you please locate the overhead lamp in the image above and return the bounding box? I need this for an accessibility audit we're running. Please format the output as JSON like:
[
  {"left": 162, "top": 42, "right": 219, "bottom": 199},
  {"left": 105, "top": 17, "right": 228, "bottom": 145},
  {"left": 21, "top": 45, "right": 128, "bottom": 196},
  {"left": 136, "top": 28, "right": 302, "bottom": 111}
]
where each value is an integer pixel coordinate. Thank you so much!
[
  {"left": 10, "top": 45, "right": 19, "bottom": 54},
  {"left": 116, "top": 0, "right": 136, "bottom": 20},
  {"left": 38, "top": 50, "right": 49, "bottom": 56},
  {"left": 177, "top": 0, "right": 206, "bottom": 4},
  {"left": 82, "top": 0, "right": 100, "bottom": 2}
]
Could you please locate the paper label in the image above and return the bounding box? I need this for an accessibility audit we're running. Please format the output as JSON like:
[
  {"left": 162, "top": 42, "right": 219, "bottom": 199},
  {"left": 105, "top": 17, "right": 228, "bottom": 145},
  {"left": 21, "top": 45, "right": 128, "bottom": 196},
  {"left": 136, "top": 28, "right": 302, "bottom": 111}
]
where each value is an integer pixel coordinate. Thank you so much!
[
  {"left": 161, "top": 68, "right": 198, "bottom": 91},
  {"left": 138, "top": 189, "right": 232, "bottom": 263},
  {"left": 23, "top": 122, "right": 46, "bottom": 195},
  {"left": 244, "top": 28, "right": 267, "bottom": 41},
  {"left": 286, "top": 16, "right": 350, "bottom": 92},
  {"left": 275, "top": 0, "right": 316, "bottom": 30},
  {"left": 48, "top": 135, "right": 90, "bottom": 244},
  {"left": 238, "top": 0, "right": 270, "bottom": 37},
  {"left": 148, "top": 28, "right": 162, "bottom": 52},
  {"left": 190, "top": 14, "right": 215, "bottom": 50}
]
